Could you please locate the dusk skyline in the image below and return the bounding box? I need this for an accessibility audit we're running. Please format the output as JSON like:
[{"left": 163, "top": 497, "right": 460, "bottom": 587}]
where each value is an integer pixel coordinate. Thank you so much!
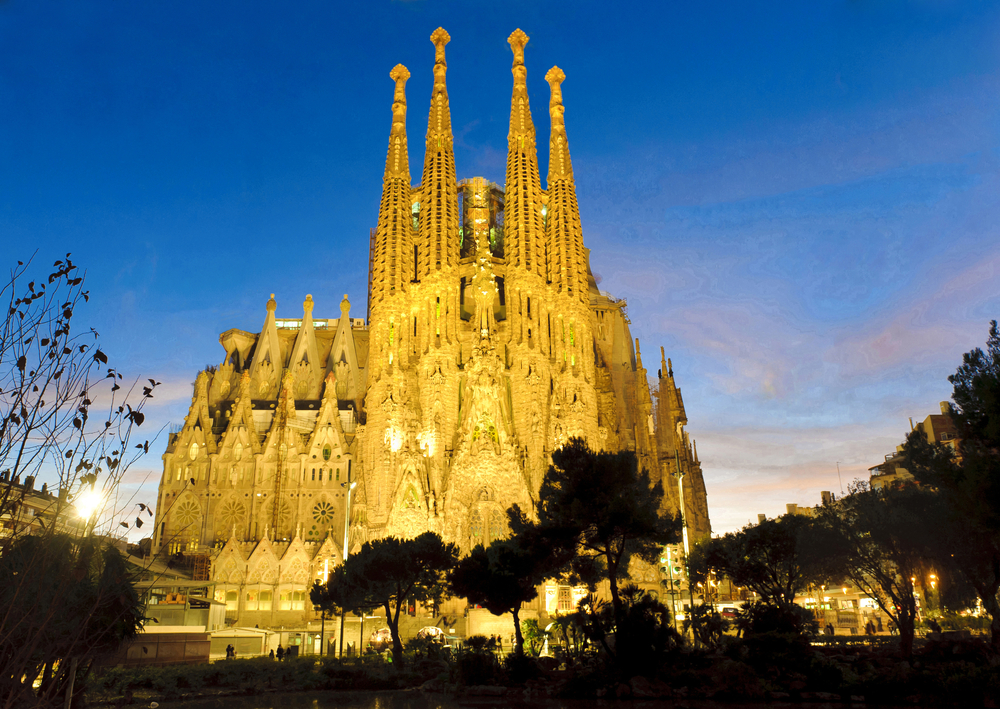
[{"left": 3, "top": 0, "right": 999, "bottom": 533}]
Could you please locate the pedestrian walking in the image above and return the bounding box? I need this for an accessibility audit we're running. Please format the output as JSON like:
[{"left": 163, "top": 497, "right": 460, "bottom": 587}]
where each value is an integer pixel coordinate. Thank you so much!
[
  {"left": 865, "top": 620, "right": 875, "bottom": 636},
  {"left": 826, "top": 622, "right": 835, "bottom": 636},
  {"left": 276, "top": 644, "right": 285, "bottom": 661},
  {"left": 269, "top": 649, "right": 275, "bottom": 660}
]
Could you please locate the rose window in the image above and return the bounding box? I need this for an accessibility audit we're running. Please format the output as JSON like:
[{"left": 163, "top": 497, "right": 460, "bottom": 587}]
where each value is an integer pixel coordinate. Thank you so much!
[
  {"left": 313, "top": 501, "right": 335, "bottom": 525},
  {"left": 218, "top": 499, "right": 247, "bottom": 532},
  {"left": 174, "top": 500, "right": 201, "bottom": 528},
  {"left": 264, "top": 499, "right": 292, "bottom": 530}
]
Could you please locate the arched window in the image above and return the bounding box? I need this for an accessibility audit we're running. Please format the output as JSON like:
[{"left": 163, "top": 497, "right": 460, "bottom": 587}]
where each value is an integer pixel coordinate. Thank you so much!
[
  {"left": 403, "top": 485, "right": 419, "bottom": 509},
  {"left": 489, "top": 510, "right": 505, "bottom": 543},
  {"left": 189, "top": 442, "right": 199, "bottom": 460},
  {"left": 470, "top": 510, "right": 483, "bottom": 547}
]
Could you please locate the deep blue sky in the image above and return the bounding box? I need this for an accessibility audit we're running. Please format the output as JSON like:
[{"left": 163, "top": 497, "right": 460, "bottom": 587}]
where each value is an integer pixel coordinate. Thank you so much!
[{"left": 3, "top": 1, "right": 999, "bottom": 533}]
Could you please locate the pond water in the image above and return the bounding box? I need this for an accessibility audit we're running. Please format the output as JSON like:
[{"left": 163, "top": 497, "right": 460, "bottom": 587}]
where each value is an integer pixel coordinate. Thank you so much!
[
  {"left": 149, "top": 691, "right": 916, "bottom": 709},
  {"left": 153, "top": 690, "right": 710, "bottom": 709}
]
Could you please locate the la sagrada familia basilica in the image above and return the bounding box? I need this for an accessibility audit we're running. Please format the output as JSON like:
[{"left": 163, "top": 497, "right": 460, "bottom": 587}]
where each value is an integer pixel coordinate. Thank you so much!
[{"left": 153, "top": 29, "right": 710, "bottom": 629}]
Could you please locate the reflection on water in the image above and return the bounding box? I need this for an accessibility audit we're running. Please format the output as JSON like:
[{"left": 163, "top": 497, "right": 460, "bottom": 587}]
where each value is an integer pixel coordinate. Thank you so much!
[
  {"left": 154, "top": 690, "right": 670, "bottom": 709},
  {"left": 153, "top": 692, "right": 917, "bottom": 709}
]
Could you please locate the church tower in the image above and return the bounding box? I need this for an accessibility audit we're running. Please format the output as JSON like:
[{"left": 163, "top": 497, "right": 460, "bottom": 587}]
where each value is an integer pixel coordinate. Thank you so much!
[
  {"left": 358, "top": 28, "right": 709, "bottom": 552},
  {"left": 151, "top": 29, "right": 711, "bottom": 631}
]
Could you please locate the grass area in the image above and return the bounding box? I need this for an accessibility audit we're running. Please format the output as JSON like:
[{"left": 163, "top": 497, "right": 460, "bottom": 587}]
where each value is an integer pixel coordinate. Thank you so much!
[
  {"left": 87, "top": 633, "right": 1000, "bottom": 706},
  {"left": 87, "top": 655, "right": 447, "bottom": 704}
]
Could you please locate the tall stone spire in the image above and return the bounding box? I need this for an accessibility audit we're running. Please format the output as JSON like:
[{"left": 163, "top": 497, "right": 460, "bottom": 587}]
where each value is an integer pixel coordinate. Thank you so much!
[
  {"left": 371, "top": 65, "right": 413, "bottom": 307},
  {"left": 545, "top": 67, "right": 588, "bottom": 303},
  {"left": 418, "top": 28, "right": 459, "bottom": 276},
  {"left": 504, "top": 29, "right": 545, "bottom": 279}
]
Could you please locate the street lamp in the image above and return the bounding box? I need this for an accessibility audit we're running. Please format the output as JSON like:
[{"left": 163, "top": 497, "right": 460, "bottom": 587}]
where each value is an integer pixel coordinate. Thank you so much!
[
  {"left": 660, "top": 548, "right": 679, "bottom": 632},
  {"left": 339, "top": 470, "right": 358, "bottom": 658}
]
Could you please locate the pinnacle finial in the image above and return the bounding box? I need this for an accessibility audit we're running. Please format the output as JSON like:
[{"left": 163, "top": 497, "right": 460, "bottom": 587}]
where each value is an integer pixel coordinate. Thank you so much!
[
  {"left": 508, "top": 29, "right": 529, "bottom": 66},
  {"left": 430, "top": 27, "right": 450, "bottom": 65},
  {"left": 390, "top": 64, "right": 410, "bottom": 83},
  {"left": 267, "top": 294, "right": 276, "bottom": 312},
  {"left": 545, "top": 66, "right": 566, "bottom": 93},
  {"left": 390, "top": 64, "right": 410, "bottom": 105},
  {"left": 303, "top": 294, "right": 314, "bottom": 314}
]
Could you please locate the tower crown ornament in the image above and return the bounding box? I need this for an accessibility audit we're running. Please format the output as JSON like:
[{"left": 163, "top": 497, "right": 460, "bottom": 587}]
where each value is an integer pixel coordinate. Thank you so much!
[
  {"left": 390, "top": 64, "right": 410, "bottom": 108},
  {"left": 431, "top": 27, "right": 450, "bottom": 65},
  {"left": 508, "top": 28, "right": 528, "bottom": 67},
  {"left": 545, "top": 66, "right": 567, "bottom": 119}
]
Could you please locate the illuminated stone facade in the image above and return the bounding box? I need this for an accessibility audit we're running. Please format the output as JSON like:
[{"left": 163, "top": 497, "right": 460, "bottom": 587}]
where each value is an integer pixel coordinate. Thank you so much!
[{"left": 152, "top": 28, "right": 710, "bottom": 628}]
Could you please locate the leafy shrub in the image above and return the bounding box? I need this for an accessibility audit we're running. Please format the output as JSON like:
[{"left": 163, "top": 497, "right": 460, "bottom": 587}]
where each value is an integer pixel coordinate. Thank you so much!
[
  {"left": 735, "top": 601, "right": 818, "bottom": 637},
  {"left": 502, "top": 652, "right": 540, "bottom": 685},
  {"left": 463, "top": 634, "right": 490, "bottom": 652},
  {"left": 710, "top": 659, "right": 765, "bottom": 700},
  {"left": 455, "top": 647, "right": 501, "bottom": 686}
]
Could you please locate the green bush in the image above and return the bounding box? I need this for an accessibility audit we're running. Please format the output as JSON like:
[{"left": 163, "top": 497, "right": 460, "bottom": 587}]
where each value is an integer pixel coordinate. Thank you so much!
[
  {"left": 735, "top": 601, "right": 818, "bottom": 637},
  {"left": 455, "top": 647, "right": 501, "bottom": 686},
  {"left": 710, "top": 659, "right": 765, "bottom": 700},
  {"left": 502, "top": 652, "right": 540, "bottom": 685}
]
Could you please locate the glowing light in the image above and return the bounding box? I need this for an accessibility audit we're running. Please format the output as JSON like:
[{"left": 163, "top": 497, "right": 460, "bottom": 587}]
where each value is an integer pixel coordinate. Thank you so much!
[{"left": 76, "top": 488, "right": 104, "bottom": 520}]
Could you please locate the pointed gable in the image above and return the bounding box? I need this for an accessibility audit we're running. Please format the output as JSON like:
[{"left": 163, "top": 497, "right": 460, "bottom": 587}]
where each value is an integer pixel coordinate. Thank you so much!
[
  {"left": 327, "top": 295, "right": 364, "bottom": 407},
  {"left": 213, "top": 535, "right": 247, "bottom": 584},
  {"left": 305, "top": 372, "right": 349, "bottom": 458},
  {"left": 260, "top": 371, "right": 300, "bottom": 458},
  {"left": 289, "top": 295, "right": 323, "bottom": 398},
  {"left": 279, "top": 536, "right": 311, "bottom": 585},
  {"left": 181, "top": 371, "right": 217, "bottom": 454},
  {"left": 246, "top": 536, "right": 279, "bottom": 584},
  {"left": 248, "top": 294, "right": 282, "bottom": 397},
  {"left": 312, "top": 534, "right": 344, "bottom": 568},
  {"left": 219, "top": 371, "right": 261, "bottom": 456}
]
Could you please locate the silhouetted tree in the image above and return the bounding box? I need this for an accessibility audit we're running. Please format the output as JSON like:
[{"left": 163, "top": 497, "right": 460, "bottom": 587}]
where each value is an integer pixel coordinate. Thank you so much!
[
  {"left": 817, "top": 482, "right": 945, "bottom": 657},
  {"left": 335, "top": 531, "right": 458, "bottom": 666},
  {"left": 0, "top": 255, "right": 156, "bottom": 709},
  {"left": 449, "top": 536, "right": 546, "bottom": 656},
  {"left": 697, "top": 514, "right": 828, "bottom": 609},
  {"left": 903, "top": 320, "right": 1000, "bottom": 649},
  {"left": 526, "top": 438, "right": 681, "bottom": 657}
]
